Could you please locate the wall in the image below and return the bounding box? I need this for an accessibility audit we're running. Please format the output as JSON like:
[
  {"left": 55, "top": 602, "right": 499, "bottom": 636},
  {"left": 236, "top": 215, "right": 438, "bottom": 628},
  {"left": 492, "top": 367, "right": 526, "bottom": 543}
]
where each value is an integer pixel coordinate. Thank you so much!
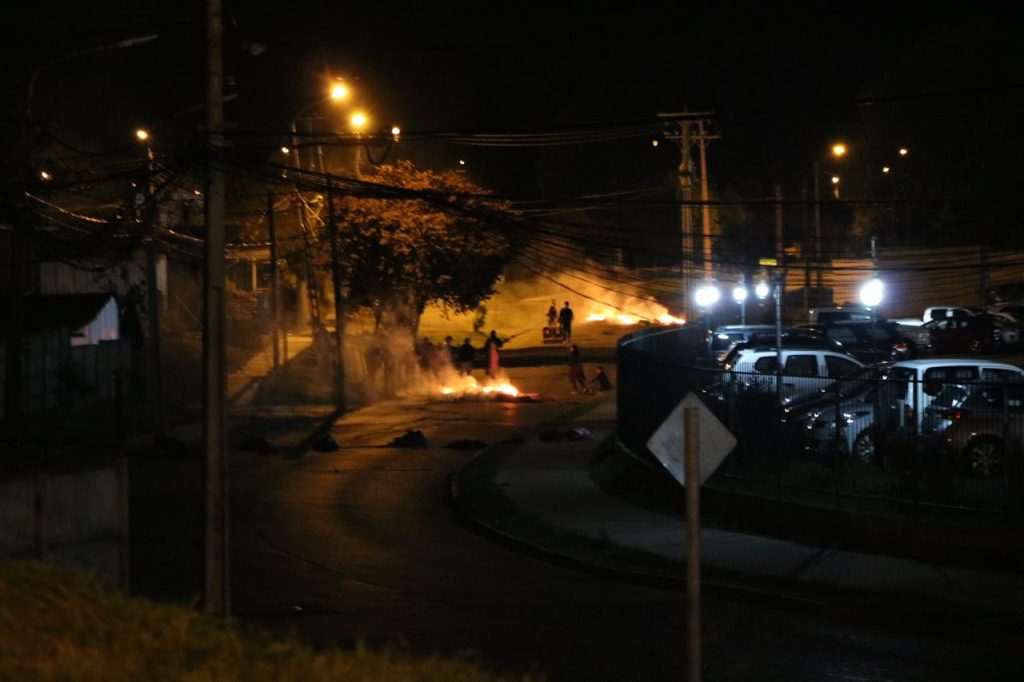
[{"left": 0, "top": 460, "right": 128, "bottom": 587}]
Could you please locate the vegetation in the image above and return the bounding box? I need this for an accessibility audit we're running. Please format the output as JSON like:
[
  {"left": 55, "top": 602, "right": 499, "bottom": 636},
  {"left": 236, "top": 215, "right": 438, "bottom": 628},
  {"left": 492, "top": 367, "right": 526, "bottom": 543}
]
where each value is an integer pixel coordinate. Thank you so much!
[
  {"left": 333, "top": 161, "right": 517, "bottom": 338},
  {"left": 0, "top": 559, "right": 542, "bottom": 682}
]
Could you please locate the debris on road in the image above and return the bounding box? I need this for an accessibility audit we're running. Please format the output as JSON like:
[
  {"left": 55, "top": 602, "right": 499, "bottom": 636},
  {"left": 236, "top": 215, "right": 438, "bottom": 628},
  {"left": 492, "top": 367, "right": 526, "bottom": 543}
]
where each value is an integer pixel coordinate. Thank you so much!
[{"left": 388, "top": 429, "right": 428, "bottom": 448}]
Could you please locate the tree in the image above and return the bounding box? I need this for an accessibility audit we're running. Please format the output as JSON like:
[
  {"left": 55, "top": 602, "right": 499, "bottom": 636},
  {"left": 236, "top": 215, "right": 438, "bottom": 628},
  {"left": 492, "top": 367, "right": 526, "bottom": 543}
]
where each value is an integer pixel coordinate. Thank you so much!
[{"left": 331, "top": 161, "right": 517, "bottom": 338}]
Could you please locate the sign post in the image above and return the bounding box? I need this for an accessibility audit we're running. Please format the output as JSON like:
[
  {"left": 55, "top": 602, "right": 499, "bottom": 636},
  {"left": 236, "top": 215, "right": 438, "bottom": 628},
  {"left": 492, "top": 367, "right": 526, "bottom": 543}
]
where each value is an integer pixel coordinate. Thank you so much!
[{"left": 647, "top": 393, "right": 736, "bottom": 682}]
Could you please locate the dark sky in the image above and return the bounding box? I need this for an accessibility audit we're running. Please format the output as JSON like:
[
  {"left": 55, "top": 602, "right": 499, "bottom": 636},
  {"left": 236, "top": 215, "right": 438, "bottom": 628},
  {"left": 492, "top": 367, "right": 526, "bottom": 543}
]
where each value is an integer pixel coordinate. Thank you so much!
[{"left": 3, "top": 1, "right": 1007, "bottom": 197}]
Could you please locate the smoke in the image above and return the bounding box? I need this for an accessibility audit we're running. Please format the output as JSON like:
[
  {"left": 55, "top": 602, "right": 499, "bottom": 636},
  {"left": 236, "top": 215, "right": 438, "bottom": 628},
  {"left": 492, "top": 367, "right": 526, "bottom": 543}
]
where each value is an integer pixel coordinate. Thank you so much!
[
  {"left": 341, "top": 330, "right": 518, "bottom": 407},
  {"left": 418, "top": 270, "right": 684, "bottom": 335}
]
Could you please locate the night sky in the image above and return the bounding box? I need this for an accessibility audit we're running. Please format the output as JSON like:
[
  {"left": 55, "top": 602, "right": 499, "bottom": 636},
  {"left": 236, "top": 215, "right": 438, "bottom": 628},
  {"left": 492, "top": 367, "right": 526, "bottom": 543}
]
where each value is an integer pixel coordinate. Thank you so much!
[{"left": 4, "top": 1, "right": 1018, "bottom": 200}]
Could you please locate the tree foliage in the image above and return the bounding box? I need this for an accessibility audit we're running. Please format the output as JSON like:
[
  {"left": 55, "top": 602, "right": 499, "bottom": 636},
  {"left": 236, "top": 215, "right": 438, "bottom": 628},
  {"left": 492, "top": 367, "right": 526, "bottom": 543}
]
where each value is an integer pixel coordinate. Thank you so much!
[{"left": 331, "top": 161, "right": 517, "bottom": 332}]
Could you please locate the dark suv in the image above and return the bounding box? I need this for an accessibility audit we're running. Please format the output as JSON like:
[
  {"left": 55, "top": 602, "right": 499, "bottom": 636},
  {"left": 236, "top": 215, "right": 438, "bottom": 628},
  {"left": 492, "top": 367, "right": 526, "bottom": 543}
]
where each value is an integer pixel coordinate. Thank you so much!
[{"left": 795, "top": 320, "right": 913, "bottom": 364}]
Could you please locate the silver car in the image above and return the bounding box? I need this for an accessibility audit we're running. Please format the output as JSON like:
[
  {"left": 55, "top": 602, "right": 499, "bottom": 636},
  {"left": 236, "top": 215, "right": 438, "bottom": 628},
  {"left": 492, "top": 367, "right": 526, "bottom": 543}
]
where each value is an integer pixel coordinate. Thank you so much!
[{"left": 923, "top": 383, "right": 1024, "bottom": 478}]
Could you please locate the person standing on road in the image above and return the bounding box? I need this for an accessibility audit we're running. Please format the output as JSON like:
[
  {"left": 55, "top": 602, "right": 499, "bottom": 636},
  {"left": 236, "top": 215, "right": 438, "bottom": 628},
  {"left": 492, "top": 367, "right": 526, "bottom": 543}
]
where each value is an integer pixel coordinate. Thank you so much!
[
  {"left": 558, "top": 301, "right": 574, "bottom": 343},
  {"left": 568, "top": 343, "right": 587, "bottom": 393},
  {"left": 456, "top": 337, "right": 476, "bottom": 376},
  {"left": 546, "top": 299, "right": 558, "bottom": 327},
  {"left": 484, "top": 330, "right": 504, "bottom": 378}
]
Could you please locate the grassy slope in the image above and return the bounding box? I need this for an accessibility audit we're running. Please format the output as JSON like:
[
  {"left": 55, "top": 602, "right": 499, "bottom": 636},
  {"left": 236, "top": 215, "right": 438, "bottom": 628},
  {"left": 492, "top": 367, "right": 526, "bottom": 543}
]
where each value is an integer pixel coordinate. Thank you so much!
[{"left": 0, "top": 559, "right": 540, "bottom": 682}]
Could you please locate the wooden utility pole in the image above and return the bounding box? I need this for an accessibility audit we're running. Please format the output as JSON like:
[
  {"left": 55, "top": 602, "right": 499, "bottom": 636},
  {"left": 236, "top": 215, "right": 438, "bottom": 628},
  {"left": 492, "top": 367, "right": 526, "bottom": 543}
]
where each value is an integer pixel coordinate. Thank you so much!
[
  {"left": 203, "top": 0, "right": 229, "bottom": 618},
  {"left": 695, "top": 120, "right": 719, "bottom": 283},
  {"left": 327, "top": 184, "right": 346, "bottom": 409},
  {"left": 658, "top": 112, "right": 715, "bottom": 322}
]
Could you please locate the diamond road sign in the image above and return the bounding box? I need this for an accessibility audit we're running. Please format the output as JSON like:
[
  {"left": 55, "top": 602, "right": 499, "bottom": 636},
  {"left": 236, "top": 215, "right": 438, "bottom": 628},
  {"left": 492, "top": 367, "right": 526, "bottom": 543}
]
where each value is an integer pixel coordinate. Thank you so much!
[{"left": 646, "top": 392, "right": 737, "bottom": 487}]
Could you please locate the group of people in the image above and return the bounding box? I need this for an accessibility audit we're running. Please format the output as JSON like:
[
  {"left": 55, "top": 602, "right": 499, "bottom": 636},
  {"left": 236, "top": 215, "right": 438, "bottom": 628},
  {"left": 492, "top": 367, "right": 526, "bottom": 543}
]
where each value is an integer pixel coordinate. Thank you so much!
[
  {"left": 567, "top": 343, "right": 612, "bottom": 395},
  {"left": 546, "top": 300, "right": 575, "bottom": 343},
  {"left": 419, "top": 331, "right": 507, "bottom": 379},
  {"left": 415, "top": 296, "right": 611, "bottom": 395}
]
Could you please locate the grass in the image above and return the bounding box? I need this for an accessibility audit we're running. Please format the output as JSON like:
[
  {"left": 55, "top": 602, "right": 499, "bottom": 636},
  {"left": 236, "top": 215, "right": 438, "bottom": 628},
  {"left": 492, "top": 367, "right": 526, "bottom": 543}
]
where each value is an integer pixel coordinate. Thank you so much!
[{"left": 0, "top": 559, "right": 542, "bottom": 682}]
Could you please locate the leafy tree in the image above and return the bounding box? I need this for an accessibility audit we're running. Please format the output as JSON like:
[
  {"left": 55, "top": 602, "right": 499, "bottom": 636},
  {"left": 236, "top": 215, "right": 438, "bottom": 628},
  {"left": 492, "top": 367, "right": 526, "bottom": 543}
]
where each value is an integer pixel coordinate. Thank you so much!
[{"left": 331, "top": 161, "right": 517, "bottom": 338}]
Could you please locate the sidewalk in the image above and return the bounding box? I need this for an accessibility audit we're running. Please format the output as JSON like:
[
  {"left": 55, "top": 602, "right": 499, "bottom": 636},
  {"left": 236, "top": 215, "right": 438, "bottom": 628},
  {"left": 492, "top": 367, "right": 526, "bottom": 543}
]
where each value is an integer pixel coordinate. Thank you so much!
[{"left": 451, "top": 397, "right": 1024, "bottom": 630}]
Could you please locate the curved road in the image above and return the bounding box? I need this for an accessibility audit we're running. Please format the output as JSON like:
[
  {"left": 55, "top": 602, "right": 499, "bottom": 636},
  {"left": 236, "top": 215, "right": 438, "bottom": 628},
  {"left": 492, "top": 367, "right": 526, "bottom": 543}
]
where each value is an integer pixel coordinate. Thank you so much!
[{"left": 222, "top": 365, "right": 1023, "bottom": 682}]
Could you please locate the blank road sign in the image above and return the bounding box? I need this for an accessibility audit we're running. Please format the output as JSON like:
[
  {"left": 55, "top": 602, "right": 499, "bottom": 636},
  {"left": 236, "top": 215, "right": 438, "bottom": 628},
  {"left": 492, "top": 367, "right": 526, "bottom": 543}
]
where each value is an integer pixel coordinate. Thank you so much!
[{"left": 646, "top": 392, "right": 737, "bottom": 487}]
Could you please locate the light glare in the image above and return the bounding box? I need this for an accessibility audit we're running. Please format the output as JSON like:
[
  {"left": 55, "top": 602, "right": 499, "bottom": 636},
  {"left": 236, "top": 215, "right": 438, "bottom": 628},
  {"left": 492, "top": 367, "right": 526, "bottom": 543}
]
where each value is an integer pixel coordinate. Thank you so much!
[{"left": 860, "top": 278, "right": 884, "bottom": 307}]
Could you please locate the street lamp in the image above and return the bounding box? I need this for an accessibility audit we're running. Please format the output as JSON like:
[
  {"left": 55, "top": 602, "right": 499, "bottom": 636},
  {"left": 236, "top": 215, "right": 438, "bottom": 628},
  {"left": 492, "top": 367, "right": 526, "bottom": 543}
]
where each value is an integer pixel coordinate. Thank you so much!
[
  {"left": 755, "top": 281, "right": 770, "bottom": 300},
  {"left": 812, "top": 141, "right": 848, "bottom": 281},
  {"left": 27, "top": 34, "right": 159, "bottom": 121},
  {"left": 694, "top": 283, "right": 720, "bottom": 330},
  {"left": 860, "top": 277, "right": 884, "bottom": 359}
]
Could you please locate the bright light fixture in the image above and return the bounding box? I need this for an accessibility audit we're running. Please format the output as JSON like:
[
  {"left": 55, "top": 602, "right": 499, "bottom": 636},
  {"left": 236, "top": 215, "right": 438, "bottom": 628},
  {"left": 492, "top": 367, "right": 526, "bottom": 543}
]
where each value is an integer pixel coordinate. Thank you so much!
[
  {"left": 694, "top": 284, "right": 721, "bottom": 308},
  {"left": 831, "top": 143, "right": 847, "bottom": 157},
  {"left": 732, "top": 285, "right": 748, "bottom": 303},
  {"left": 135, "top": 128, "right": 149, "bottom": 142},
  {"left": 755, "top": 282, "right": 770, "bottom": 300},
  {"left": 350, "top": 112, "right": 367, "bottom": 129},
  {"left": 859, "top": 278, "right": 884, "bottom": 307}
]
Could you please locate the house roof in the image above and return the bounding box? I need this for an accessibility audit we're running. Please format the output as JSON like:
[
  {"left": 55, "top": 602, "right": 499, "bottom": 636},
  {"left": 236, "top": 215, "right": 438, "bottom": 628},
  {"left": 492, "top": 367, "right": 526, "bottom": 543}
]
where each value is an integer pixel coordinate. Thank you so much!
[{"left": 0, "top": 293, "right": 115, "bottom": 337}]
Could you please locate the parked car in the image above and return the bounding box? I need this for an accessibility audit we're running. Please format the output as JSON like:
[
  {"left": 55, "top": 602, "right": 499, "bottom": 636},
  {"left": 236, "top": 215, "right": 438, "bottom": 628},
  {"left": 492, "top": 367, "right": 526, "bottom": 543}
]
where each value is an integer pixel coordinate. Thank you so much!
[
  {"left": 718, "top": 332, "right": 847, "bottom": 368},
  {"left": 922, "top": 306, "right": 978, "bottom": 322},
  {"left": 808, "top": 305, "right": 873, "bottom": 324},
  {"left": 922, "top": 382, "right": 1024, "bottom": 478},
  {"left": 987, "top": 301, "right": 1024, "bottom": 320},
  {"left": 784, "top": 363, "right": 894, "bottom": 459},
  {"left": 917, "top": 314, "right": 1018, "bottom": 354},
  {"left": 705, "top": 324, "right": 777, "bottom": 363},
  {"left": 722, "top": 347, "right": 864, "bottom": 403},
  {"left": 792, "top": 359, "right": 1024, "bottom": 463},
  {"left": 794, "top": 319, "right": 914, "bottom": 364}
]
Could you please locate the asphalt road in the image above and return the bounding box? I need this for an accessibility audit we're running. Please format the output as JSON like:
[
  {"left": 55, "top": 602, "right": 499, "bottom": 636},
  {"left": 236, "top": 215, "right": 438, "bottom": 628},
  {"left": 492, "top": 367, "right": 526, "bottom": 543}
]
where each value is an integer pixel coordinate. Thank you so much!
[{"left": 128, "top": 326, "right": 1024, "bottom": 681}]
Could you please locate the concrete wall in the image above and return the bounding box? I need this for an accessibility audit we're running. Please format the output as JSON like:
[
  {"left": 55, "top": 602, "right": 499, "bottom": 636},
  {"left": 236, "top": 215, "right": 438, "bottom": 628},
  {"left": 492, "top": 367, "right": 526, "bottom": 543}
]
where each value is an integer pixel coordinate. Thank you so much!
[{"left": 0, "top": 460, "right": 127, "bottom": 587}]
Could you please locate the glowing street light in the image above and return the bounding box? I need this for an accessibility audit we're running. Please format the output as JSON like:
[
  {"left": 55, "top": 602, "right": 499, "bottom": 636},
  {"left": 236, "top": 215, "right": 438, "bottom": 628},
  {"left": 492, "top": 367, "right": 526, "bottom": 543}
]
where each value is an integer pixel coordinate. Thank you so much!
[
  {"left": 329, "top": 81, "right": 349, "bottom": 101},
  {"left": 859, "top": 277, "right": 884, "bottom": 308},
  {"left": 694, "top": 283, "right": 721, "bottom": 308},
  {"left": 135, "top": 128, "right": 150, "bottom": 142},
  {"left": 391, "top": 125, "right": 401, "bottom": 138},
  {"left": 280, "top": 146, "right": 290, "bottom": 155},
  {"left": 39, "top": 170, "right": 52, "bottom": 181},
  {"left": 350, "top": 111, "right": 368, "bottom": 130},
  {"left": 898, "top": 147, "right": 909, "bottom": 156},
  {"left": 831, "top": 143, "right": 847, "bottom": 157},
  {"left": 882, "top": 166, "right": 891, "bottom": 174},
  {"left": 755, "top": 281, "right": 770, "bottom": 300}
]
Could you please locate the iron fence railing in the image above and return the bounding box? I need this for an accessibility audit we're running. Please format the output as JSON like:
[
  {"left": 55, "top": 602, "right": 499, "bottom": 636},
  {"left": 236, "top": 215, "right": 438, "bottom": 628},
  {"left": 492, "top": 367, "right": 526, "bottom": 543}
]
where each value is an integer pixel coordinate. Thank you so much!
[{"left": 618, "top": 325, "right": 1024, "bottom": 522}]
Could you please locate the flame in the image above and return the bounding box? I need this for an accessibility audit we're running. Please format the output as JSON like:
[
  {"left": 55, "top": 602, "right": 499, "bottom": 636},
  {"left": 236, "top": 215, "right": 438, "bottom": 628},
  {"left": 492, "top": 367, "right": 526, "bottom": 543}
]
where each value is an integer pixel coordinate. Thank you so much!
[
  {"left": 437, "top": 374, "right": 520, "bottom": 399},
  {"left": 585, "top": 307, "right": 684, "bottom": 326}
]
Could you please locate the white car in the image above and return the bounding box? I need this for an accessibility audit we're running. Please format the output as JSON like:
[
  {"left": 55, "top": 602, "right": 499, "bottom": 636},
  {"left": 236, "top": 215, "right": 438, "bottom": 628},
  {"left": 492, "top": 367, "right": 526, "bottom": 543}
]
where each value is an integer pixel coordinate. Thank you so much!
[
  {"left": 798, "top": 358, "right": 1024, "bottom": 462},
  {"left": 725, "top": 348, "right": 864, "bottom": 403}
]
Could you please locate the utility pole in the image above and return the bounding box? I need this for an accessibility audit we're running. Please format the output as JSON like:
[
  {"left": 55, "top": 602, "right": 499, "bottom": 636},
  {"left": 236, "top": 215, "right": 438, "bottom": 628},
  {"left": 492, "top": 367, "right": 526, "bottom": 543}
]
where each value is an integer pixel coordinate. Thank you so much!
[
  {"left": 327, "top": 184, "right": 346, "bottom": 410},
  {"left": 694, "top": 120, "right": 719, "bottom": 284},
  {"left": 203, "top": 0, "right": 229, "bottom": 618},
  {"left": 774, "top": 183, "right": 784, "bottom": 263},
  {"left": 659, "top": 112, "right": 713, "bottom": 321}
]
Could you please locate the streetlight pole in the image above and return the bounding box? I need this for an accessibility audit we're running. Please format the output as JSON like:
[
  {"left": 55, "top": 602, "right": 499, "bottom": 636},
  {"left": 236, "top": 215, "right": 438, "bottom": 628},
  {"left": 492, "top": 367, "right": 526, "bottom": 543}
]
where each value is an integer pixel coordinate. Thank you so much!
[
  {"left": 813, "top": 160, "right": 822, "bottom": 286},
  {"left": 26, "top": 35, "right": 158, "bottom": 122}
]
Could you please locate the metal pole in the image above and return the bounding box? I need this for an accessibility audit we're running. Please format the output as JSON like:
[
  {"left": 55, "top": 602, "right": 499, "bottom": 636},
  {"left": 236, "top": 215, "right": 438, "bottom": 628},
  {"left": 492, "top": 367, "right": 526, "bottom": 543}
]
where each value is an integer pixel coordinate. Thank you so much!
[
  {"left": 267, "top": 191, "right": 280, "bottom": 370},
  {"left": 684, "top": 406, "right": 701, "bottom": 682},
  {"left": 813, "top": 161, "right": 822, "bottom": 286},
  {"left": 144, "top": 145, "right": 165, "bottom": 437},
  {"left": 203, "top": 0, "right": 229, "bottom": 618}
]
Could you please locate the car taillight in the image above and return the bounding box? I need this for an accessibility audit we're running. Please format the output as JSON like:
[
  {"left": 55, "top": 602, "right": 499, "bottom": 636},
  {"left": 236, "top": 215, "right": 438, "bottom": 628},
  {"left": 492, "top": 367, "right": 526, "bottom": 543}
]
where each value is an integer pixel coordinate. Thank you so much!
[
  {"left": 893, "top": 342, "right": 907, "bottom": 354},
  {"left": 939, "top": 408, "right": 971, "bottom": 421}
]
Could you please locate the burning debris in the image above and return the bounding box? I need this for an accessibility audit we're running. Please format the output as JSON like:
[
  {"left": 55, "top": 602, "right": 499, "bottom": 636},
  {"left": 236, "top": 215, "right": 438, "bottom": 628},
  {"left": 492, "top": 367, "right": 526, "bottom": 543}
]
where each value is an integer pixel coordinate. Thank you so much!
[
  {"left": 585, "top": 309, "right": 685, "bottom": 326},
  {"left": 433, "top": 372, "right": 540, "bottom": 402}
]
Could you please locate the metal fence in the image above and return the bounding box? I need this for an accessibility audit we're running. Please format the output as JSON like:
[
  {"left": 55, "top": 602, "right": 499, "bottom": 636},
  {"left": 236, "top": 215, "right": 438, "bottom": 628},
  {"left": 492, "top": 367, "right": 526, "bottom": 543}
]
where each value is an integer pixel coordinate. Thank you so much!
[{"left": 618, "top": 325, "right": 1024, "bottom": 524}]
